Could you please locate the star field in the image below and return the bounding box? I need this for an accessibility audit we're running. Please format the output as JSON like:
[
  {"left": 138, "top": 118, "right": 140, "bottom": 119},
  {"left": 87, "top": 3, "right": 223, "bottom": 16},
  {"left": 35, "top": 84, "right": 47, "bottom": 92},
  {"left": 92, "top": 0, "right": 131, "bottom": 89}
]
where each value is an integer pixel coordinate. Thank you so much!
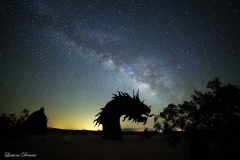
[{"left": 1, "top": 0, "right": 240, "bottom": 130}]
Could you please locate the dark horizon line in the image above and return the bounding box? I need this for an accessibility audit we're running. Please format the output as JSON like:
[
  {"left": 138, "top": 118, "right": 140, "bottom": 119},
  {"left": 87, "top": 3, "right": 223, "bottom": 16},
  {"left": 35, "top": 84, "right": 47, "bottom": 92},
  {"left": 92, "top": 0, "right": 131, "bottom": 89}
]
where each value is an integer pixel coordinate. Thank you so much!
[{"left": 47, "top": 127, "right": 154, "bottom": 132}]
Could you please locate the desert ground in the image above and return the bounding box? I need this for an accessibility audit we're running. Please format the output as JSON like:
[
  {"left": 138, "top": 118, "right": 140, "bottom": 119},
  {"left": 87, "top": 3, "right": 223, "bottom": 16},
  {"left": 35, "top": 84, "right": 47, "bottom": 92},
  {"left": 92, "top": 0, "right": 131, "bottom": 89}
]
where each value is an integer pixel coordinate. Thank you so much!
[{"left": 2, "top": 133, "right": 189, "bottom": 160}]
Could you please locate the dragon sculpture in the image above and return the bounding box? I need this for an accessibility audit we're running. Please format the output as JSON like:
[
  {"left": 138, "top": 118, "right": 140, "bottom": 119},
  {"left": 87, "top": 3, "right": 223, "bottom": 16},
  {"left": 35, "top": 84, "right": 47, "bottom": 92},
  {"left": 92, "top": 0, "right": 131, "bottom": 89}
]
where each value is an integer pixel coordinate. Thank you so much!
[{"left": 94, "top": 90, "right": 153, "bottom": 140}]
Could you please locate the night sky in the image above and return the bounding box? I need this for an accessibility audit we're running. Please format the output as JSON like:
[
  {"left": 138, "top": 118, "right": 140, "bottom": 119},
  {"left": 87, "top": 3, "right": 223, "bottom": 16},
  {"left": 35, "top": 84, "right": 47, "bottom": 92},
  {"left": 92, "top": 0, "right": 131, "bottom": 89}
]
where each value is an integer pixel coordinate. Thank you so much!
[{"left": 1, "top": 0, "right": 240, "bottom": 130}]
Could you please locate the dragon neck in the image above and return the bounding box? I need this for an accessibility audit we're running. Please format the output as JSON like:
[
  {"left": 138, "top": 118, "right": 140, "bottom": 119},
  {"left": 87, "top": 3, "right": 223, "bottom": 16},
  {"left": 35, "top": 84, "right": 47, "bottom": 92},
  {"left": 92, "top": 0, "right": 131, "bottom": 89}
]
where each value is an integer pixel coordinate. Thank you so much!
[
  {"left": 108, "top": 97, "right": 132, "bottom": 113},
  {"left": 100, "top": 97, "right": 132, "bottom": 122}
]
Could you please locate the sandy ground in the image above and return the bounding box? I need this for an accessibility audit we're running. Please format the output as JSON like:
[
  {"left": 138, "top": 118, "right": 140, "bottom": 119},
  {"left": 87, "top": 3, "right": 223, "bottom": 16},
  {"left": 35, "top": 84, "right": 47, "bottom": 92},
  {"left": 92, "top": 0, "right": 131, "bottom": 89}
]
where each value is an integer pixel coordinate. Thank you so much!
[{"left": 2, "top": 133, "right": 189, "bottom": 160}]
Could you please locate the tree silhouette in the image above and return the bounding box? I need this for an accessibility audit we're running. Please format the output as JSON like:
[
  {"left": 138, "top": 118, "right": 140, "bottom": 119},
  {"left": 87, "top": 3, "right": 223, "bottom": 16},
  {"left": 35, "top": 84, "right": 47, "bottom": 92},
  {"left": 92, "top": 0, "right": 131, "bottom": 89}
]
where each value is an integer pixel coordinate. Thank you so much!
[
  {"left": 159, "top": 78, "right": 240, "bottom": 132},
  {"left": 158, "top": 78, "right": 240, "bottom": 159},
  {"left": 0, "top": 109, "right": 29, "bottom": 136},
  {"left": 1, "top": 107, "right": 48, "bottom": 137},
  {"left": 153, "top": 114, "right": 162, "bottom": 131}
]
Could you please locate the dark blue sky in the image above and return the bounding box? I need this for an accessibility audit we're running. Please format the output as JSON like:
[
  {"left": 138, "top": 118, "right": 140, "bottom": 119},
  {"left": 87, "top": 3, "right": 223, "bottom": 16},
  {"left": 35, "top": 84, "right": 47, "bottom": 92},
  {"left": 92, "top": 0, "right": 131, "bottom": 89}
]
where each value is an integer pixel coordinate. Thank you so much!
[{"left": 1, "top": 0, "right": 239, "bottom": 130}]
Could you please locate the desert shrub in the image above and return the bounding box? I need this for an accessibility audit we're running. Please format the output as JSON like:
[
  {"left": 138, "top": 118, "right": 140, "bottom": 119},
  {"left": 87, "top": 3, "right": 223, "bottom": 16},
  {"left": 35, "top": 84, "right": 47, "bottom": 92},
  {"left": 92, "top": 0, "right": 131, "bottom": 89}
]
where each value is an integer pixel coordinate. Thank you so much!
[
  {"left": 94, "top": 130, "right": 102, "bottom": 135},
  {"left": 0, "top": 109, "right": 29, "bottom": 136},
  {"left": 143, "top": 128, "right": 150, "bottom": 138}
]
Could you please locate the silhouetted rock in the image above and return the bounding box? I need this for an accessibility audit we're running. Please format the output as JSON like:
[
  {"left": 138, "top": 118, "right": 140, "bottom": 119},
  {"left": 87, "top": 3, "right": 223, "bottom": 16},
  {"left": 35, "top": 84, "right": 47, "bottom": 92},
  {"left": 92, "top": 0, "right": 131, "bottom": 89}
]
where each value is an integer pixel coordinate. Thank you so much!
[{"left": 22, "top": 106, "right": 48, "bottom": 135}]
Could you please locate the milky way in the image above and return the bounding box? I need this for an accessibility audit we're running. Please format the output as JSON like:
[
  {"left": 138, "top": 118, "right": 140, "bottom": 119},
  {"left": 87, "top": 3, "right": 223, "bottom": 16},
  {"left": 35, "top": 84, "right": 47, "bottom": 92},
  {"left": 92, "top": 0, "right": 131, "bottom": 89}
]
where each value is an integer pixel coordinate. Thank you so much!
[{"left": 1, "top": 0, "right": 239, "bottom": 130}]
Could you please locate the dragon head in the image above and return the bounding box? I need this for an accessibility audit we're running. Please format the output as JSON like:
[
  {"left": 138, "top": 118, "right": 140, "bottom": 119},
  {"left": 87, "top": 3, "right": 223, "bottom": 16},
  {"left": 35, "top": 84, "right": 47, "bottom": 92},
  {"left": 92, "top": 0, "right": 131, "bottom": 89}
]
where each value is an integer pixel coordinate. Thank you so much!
[
  {"left": 122, "top": 90, "right": 153, "bottom": 125},
  {"left": 94, "top": 90, "right": 153, "bottom": 127}
]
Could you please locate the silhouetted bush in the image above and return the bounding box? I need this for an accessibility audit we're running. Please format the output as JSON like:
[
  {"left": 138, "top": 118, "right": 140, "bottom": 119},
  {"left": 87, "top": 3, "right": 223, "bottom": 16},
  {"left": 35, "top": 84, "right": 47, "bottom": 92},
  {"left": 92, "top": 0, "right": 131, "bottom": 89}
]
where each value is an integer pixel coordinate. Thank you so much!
[
  {"left": 94, "top": 130, "right": 102, "bottom": 135},
  {"left": 143, "top": 128, "right": 150, "bottom": 138},
  {"left": 0, "top": 109, "right": 29, "bottom": 137}
]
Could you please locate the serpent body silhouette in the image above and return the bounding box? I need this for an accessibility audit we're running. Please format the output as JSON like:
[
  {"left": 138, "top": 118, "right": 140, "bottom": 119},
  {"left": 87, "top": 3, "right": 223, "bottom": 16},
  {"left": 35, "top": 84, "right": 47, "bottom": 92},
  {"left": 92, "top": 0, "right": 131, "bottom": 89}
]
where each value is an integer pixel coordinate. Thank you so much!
[{"left": 94, "top": 90, "right": 153, "bottom": 140}]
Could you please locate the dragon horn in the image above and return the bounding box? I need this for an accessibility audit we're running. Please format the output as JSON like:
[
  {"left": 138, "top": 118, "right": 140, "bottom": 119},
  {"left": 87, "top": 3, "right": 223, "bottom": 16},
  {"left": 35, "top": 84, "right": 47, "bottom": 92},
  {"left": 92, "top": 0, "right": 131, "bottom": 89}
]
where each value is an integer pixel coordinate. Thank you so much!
[
  {"left": 117, "top": 91, "right": 123, "bottom": 96},
  {"left": 112, "top": 94, "right": 117, "bottom": 98},
  {"left": 136, "top": 89, "right": 139, "bottom": 100}
]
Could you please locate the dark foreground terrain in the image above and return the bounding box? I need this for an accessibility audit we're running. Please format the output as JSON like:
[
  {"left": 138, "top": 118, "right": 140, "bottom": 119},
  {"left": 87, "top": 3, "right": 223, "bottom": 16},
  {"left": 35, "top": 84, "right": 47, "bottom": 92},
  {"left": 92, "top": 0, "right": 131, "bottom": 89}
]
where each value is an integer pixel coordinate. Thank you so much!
[{"left": 2, "top": 133, "right": 189, "bottom": 160}]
